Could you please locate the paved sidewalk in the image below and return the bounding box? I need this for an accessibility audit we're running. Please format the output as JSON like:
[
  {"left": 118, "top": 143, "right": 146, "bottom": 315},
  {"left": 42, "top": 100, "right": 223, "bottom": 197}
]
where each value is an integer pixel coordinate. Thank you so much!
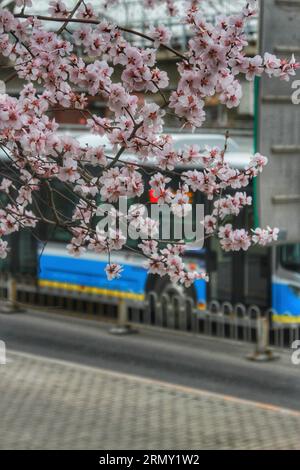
[{"left": 1, "top": 350, "right": 300, "bottom": 450}]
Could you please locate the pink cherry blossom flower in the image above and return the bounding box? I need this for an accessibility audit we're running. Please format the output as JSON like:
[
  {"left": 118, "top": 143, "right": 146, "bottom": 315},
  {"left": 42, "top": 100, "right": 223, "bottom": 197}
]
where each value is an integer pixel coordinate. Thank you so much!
[
  {"left": 148, "top": 25, "right": 172, "bottom": 47},
  {"left": 48, "top": 1, "right": 68, "bottom": 17},
  {"left": 252, "top": 227, "right": 279, "bottom": 246},
  {"left": 0, "top": 239, "right": 8, "bottom": 258},
  {"left": 105, "top": 263, "right": 123, "bottom": 280}
]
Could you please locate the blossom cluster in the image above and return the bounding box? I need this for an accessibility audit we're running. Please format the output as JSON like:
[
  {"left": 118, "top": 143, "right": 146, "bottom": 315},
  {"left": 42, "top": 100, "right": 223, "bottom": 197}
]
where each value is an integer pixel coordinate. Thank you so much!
[
  {"left": 218, "top": 224, "right": 279, "bottom": 252},
  {"left": 0, "top": 0, "right": 297, "bottom": 285},
  {"left": 139, "top": 240, "right": 208, "bottom": 287},
  {"left": 168, "top": 1, "right": 297, "bottom": 127}
]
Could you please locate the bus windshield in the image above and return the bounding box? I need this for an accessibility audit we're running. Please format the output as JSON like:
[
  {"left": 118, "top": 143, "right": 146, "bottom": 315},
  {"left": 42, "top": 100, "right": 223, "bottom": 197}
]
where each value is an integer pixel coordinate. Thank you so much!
[{"left": 280, "top": 244, "right": 300, "bottom": 272}]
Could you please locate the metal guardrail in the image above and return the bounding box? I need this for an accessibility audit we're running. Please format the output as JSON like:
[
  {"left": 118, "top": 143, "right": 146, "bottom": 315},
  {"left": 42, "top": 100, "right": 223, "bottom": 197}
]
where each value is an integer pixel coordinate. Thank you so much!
[
  {"left": 0, "top": 274, "right": 299, "bottom": 353},
  {"left": 128, "top": 293, "right": 260, "bottom": 341},
  {"left": 126, "top": 293, "right": 300, "bottom": 352}
]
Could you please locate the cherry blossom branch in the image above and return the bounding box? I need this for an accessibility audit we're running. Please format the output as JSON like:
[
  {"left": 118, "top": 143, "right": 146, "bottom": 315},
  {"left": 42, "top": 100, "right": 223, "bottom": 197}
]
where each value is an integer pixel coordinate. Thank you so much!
[
  {"left": 15, "top": 12, "right": 188, "bottom": 62},
  {"left": 0, "top": 0, "right": 293, "bottom": 280},
  {"left": 56, "top": 0, "right": 83, "bottom": 35}
]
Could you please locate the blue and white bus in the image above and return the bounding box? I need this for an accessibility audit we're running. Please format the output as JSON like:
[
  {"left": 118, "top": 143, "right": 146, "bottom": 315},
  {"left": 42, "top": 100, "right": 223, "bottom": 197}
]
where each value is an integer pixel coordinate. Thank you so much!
[{"left": 32, "top": 133, "right": 300, "bottom": 323}]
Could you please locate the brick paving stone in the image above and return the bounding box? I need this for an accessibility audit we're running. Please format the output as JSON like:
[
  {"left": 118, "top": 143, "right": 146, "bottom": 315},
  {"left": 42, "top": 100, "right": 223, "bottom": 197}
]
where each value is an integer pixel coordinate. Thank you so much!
[{"left": 0, "top": 351, "right": 299, "bottom": 450}]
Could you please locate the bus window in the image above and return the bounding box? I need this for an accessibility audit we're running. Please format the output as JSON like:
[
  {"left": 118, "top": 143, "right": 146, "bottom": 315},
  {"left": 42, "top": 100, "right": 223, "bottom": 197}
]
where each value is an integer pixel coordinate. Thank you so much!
[{"left": 280, "top": 244, "right": 300, "bottom": 272}]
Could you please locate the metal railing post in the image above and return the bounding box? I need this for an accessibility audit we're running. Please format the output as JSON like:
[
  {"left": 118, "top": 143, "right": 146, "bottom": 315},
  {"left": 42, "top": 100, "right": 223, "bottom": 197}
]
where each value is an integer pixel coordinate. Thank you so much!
[
  {"left": 0, "top": 274, "right": 22, "bottom": 313},
  {"left": 247, "top": 316, "right": 279, "bottom": 361},
  {"left": 8, "top": 276, "right": 17, "bottom": 307},
  {"left": 109, "top": 299, "right": 137, "bottom": 335}
]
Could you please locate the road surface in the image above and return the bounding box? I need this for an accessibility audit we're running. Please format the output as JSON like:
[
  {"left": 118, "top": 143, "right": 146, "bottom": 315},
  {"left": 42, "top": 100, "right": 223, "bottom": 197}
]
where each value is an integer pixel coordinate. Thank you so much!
[{"left": 0, "top": 309, "right": 299, "bottom": 411}]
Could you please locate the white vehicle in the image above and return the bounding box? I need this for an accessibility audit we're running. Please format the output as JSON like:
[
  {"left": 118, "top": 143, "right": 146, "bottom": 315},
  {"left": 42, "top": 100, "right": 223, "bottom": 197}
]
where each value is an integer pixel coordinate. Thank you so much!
[{"left": 76, "top": 132, "right": 252, "bottom": 169}]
